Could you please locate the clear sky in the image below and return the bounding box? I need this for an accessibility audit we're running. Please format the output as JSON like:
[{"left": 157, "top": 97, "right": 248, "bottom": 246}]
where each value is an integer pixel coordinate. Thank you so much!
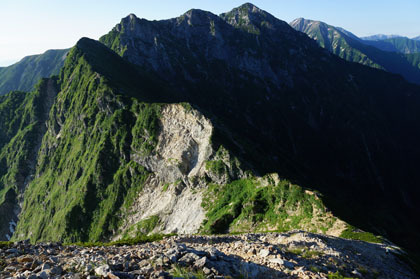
[{"left": 1, "top": 0, "right": 419, "bottom": 67}]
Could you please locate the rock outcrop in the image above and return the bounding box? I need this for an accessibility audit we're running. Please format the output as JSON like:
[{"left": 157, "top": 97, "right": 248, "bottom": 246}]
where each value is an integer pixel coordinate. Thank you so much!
[
  {"left": 1, "top": 232, "right": 417, "bottom": 278},
  {"left": 121, "top": 104, "right": 214, "bottom": 235}
]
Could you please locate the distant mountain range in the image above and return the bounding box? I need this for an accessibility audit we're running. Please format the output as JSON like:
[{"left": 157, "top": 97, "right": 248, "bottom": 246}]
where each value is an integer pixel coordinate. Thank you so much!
[
  {"left": 0, "top": 49, "right": 69, "bottom": 95},
  {"left": 363, "top": 37, "right": 420, "bottom": 54},
  {"left": 361, "top": 34, "right": 420, "bottom": 54},
  {"left": 290, "top": 18, "right": 420, "bottom": 84},
  {"left": 364, "top": 34, "right": 420, "bottom": 42},
  {"left": 361, "top": 34, "right": 402, "bottom": 41}
]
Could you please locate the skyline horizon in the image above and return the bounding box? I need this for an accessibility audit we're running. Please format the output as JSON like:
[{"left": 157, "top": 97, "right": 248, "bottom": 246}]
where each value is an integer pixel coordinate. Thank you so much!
[{"left": 1, "top": 1, "right": 419, "bottom": 67}]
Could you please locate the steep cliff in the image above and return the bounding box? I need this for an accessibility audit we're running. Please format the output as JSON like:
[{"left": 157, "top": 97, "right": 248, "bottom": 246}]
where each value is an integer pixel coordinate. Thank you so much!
[
  {"left": 99, "top": 3, "right": 420, "bottom": 253},
  {"left": 9, "top": 38, "right": 344, "bottom": 243}
]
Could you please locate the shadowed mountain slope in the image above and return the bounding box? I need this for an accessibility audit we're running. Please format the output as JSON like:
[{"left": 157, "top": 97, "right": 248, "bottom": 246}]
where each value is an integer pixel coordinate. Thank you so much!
[{"left": 96, "top": 4, "right": 420, "bottom": 252}]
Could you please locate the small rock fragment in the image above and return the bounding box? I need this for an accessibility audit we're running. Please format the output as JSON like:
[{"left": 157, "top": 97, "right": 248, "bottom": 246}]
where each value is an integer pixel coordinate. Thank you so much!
[
  {"left": 95, "top": 264, "right": 111, "bottom": 277},
  {"left": 259, "top": 249, "right": 270, "bottom": 257},
  {"left": 195, "top": 256, "right": 208, "bottom": 268}
]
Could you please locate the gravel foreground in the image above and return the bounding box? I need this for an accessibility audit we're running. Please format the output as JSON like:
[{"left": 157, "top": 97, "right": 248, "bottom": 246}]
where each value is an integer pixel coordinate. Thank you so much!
[{"left": 1, "top": 231, "right": 417, "bottom": 279}]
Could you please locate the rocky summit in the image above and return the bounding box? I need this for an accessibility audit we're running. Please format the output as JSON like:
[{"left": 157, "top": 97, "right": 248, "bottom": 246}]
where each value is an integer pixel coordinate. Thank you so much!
[{"left": 1, "top": 232, "right": 417, "bottom": 279}]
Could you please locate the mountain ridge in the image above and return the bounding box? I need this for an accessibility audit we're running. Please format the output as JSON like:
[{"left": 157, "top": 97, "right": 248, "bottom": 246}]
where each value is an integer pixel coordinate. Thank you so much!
[
  {"left": 361, "top": 34, "right": 402, "bottom": 41},
  {"left": 363, "top": 36, "right": 420, "bottom": 54},
  {"left": 88, "top": 7, "right": 420, "bottom": 257},
  {"left": 10, "top": 37, "right": 345, "bottom": 243},
  {"left": 290, "top": 17, "right": 420, "bottom": 84},
  {"left": 0, "top": 49, "right": 69, "bottom": 96}
]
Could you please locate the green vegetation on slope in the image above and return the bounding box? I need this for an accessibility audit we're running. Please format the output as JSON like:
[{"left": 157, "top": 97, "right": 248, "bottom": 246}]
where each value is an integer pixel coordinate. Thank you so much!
[
  {"left": 386, "top": 37, "right": 420, "bottom": 53},
  {"left": 120, "top": 215, "right": 160, "bottom": 240},
  {"left": 406, "top": 53, "right": 420, "bottom": 70},
  {"left": 339, "top": 225, "right": 382, "bottom": 243},
  {"left": 364, "top": 37, "right": 420, "bottom": 54},
  {"left": 13, "top": 44, "right": 163, "bottom": 243},
  {"left": 201, "top": 175, "right": 335, "bottom": 234},
  {"left": 171, "top": 265, "right": 206, "bottom": 279},
  {"left": 0, "top": 91, "right": 27, "bottom": 149},
  {"left": 98, "top": 30, "right": 128, "bottom": 57},
  {"left": 0, "top": 49, "right": 69, "bottom": 95},
  {"left": 0, "top": 78, "right": 58, "bottom": 238},
  {"left": 327, "top": 271, "right": 355, "bottom": 279},
  {"left": 65, "top": 233, "right": 168, "bottom": 248}
]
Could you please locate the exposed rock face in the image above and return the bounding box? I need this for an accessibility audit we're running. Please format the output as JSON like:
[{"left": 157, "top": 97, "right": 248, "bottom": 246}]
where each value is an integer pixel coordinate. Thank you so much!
[
  {"left": 123, "top": 104, "right": 214, "bottom": 235},
  {"left": 102, "top": 6, "right": 299, "bottom": 86},
  {"left": 133, "top": 104, "right": 213, "bottom": 182},
  {"left": 125, "top": 182, "right": 205, "bottom": 235}
]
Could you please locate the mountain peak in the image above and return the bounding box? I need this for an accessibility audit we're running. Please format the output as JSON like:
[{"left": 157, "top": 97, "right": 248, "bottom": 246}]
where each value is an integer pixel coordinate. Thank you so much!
[
  {"left": 175, "top": 9, "right": 223, "bottom": 30},
  {"left": 290, "top": 18, "right": 361, "bottom": 42},
  {"left": 226, "top": 2, "right": 270, "bottom": 18},
  {"left": 290, "top": 18, "right": 322, "bottom": 31},
  {"left": 119, "top": 13, "right": 138, "bottom": 23},
  {"left": 75, "top": 37, "right": 99, "bottom": 52},
  {"left": 290, "top": 18, "right": 328, "bottom": 28},
  {"left": 184, "top": 8, "right": 214, "bottom": 16},
  {"left": 290, "top": 17, "right": 304, "bottom": 24},
  {"left": 220, "top": 2, "right": 289, "bottom": 34},
  {"left": 180, "top": 8, "right": 219, "bottom": 22},
  {"left": 236, "top": 2, "right": 261, "bottom": 13}
]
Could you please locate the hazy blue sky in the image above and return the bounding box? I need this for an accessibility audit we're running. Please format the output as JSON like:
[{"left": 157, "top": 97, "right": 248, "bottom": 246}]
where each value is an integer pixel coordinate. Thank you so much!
[{"left": 1, "top": 0, "right": 419, "bottom": 66}]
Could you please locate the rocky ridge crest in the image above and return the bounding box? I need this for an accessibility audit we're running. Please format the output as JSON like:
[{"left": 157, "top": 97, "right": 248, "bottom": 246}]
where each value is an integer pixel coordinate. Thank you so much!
[{"left": 1, "top": 231, "right": 418, "bottom": 279}]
